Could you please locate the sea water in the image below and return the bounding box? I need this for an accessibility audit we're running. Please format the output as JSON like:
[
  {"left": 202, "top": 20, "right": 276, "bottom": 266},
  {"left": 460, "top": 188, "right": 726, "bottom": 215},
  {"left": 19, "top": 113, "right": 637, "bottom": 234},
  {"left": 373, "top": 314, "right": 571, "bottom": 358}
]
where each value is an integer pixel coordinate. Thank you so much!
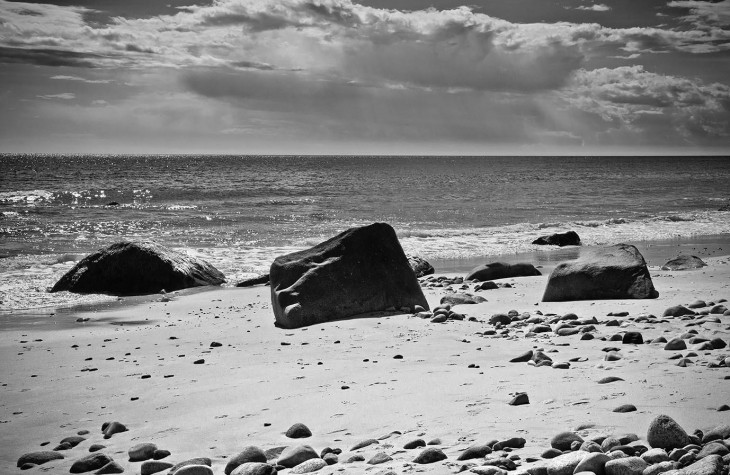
[{"left": 1, "top": 155, "right": 729, "bottom": 310}]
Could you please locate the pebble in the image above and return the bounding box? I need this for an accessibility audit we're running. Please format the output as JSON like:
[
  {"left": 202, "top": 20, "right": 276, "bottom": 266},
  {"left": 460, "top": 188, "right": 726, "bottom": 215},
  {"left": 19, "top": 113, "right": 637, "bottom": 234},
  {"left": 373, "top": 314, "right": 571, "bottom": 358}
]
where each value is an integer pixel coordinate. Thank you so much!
[
  {"left": 643, "top": 461, "right": 677, "bottom": 475},
  {"left": 153, "top": 449, "right": 171, "bottom": 460},
  {"left": 546, "top": 450, "right": 586, "bottom": 475},
  {"left": 647, "top": 415, "right": 691, "bottom": 450},
  {"left": 278, "top": 445, "right": 319, "bottom": 468},
  {"left": 614, "top": 404, "right": 637, "bottom": 413},
  {"left": 141, "top": 460, "right": 174, "bottom": 475},
  {"left": 551, "top": 431, "right": 584, "bottom": 451},
  {"left": 413, "top": 447, "right": 447, "bottom": 464},
  {"left": 605, "top": 456, "right": 648, "bottom": 475},
  {"left": 509, "top": 392, "right": 530, "bottom": 405},
  {"left": 230, "top": 462, "right": 276, "bottom": 475},
  {"left": 225, "top": 446, "right": 268, "bottom": 475},
  {"left": 285, "top": 423, "right": 312, "bottom": 439},
  {"left": 69, "top": 452, "right": 113, "bottom": 473},
  {"left": 403, "top": 439, "right": 426, "bottom": 449},
  {"left": 367, "top": 452, "right": 393, "bottom": 465},
  {"left": 344, "top": 454, "right": 365, "bottom": 463},
  {"left": 662, "top": 306, "right": 694, "bottom": 317},
  {"left": 16, "top": 451, "right": 64, "bottom": 468},
  {"left": 290, "top": 458, "right": 327, "bottom": 473},
  {"left": 175, "top": 465, "right": 214, "bottom": 475},
  {"left": 457, "top": 443, "right": 493, "bottom": 461},
  {"left": 102, "top": 421, "right": 128, "bottom": 439},
  {"left": 351, "top": 439, "right": 379, "bottom": 450},
  {"left": 472, "top": 467, "right": 508, "bottom": 475},
  {"left": 89, "top": 444, "right": 106, "bottom": 452},
  {"left": 598, "top": 376, "right": 624, "bottom": 384},
  {"left": 574, "top": 452, "right": 610, "bottom": 475},
  {"left": 169, "top": 458, "right": 212, "bottom": 475},
  {"left": 129, "top": 442, "right": 158, "bottom": 462},
  {"left": 622, "top": 332, "right": 643, "bottom": 344}
]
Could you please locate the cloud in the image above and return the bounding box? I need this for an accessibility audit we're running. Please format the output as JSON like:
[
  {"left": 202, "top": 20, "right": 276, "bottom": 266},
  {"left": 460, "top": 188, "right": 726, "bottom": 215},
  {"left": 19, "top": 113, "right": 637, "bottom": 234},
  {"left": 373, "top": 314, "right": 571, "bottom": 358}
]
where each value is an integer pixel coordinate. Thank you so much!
[
  {"left": 37, "top": 92, "right": 76, "bottom": 100},
  {"left": 0, "top": 46, "right": 100, "bottom": 67},
  {"left": 668, "top": 0, "right": 730, "bottom": 27},
  {"left": 576, "top": 4, "right": 611, "bottom": 12},
  {"left": 51, "top": 75, "right": 114, "bottom": 84}
]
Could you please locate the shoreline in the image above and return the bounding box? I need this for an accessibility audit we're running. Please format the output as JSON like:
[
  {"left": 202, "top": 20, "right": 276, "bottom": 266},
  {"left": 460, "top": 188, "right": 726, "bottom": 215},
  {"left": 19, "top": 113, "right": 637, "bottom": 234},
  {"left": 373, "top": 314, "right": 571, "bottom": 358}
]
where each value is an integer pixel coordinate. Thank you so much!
[{"left": 1, "top": 253, "right": 728, "bottom": 474}]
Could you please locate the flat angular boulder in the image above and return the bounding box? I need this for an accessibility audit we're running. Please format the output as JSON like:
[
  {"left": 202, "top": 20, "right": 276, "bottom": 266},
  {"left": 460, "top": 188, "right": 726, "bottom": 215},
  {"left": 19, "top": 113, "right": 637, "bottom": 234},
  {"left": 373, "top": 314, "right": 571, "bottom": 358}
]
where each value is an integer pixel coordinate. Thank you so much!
[
  {"left": 533, "top": 231, "right": 581, "bottom": 247},
  {"left": 543, "top": 244, "right": 658, "bottom": 302},
  {"left": 51, "top": 241, "right": 225, "bottom": 295},
  {"left": 270, "top": 223, "right": 428, "bottom": 329},
  {"left": 661, "top": 255, "right": 706, "bottom": 271},
  {"left": 466, "top": 262, "right": 541, "bottom": 282}
]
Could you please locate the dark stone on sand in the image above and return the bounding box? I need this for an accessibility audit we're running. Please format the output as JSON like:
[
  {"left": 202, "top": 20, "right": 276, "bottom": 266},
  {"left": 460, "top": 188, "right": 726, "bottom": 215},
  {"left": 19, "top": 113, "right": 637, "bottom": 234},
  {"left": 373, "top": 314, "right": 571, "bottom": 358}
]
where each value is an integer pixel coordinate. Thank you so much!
[
  {"left": 466, "top": 262, "right": 541, "bottom": 282},
  {"left": 173, "top": 466, "right": 214, "bottom": 475},
  {"left": 322, "top": 453, "right": 338, "bottom": 465},
  {"left": 229, "top": 462, "right": 277, "bottom": 475},
  {"left": 457, "top": 444, "right": 493, "bottom": 461},
  {"left": 664, "top": 338, "right": 687, "bottom": 351},
  {"left": 95, "top": 461, "right": 125, "bottom": 474},
  {"left": 605, "top": 456, "right": 647, "bottom": 475},
  {"left": 546, "top": 451, "right": 586, "bottom": 475},
  {"left": 141, "top": 461, "right": 173, "bottom": 475},
  {"left": 494, "top": 437, "right": 526, "bottom": 450},
  {"left": 663, "top": 306, "right": 694, "bottom": 318},
  {"left": 89, "top": 444, "right": 106, "bottom": 452},
  {"left": 225, "top": 447, "right": 268, "bottom": 475},
  {"left": 510, "top": 350, "right": 533, "bottom": 363},
  {"left": 344, "top": 454, "right": 365, "bottom": 463},
  {"left": 270, "top": 223, "right": 428, "bottom": 329},
  {"left": 413, "top": 447, "right": 447, "bottom": 464},
  {"left": 102, "top": 421, "right": 127, "bottom": 439},
  {"left": 59, "top": 436, "right": 85, "bottom": 448},
  {"left": 543, "top": 244, "right": 657, "bottom": 302},
  {"left": 16, "top": 451, "right": 64, "bottom": 467},
  {"left": 661, "top": 256, "right": 707, "bottom": 271},
  {"left": 509, "top": 392, "right": 530, "bottom": 406},
  {"left": 665, "top": 454, "right": 723, "bottom": 475},
  {"left": 701, "top": 424, "right": 730, "bottom": 443},
  {"left": 697, "top": 443, "right": 729, "bottom": 459},
  {"left": 441, "top": 293, "right": 487, "bottom": 305},
  {"left": 551, "top": 432, "right": 584, "bottom": 451},
  {"left": 597, "top": 376, "right": 624, "bottom": 384},
  {"left": 614, "top": 404, "right": 637, "bottom": 413},
  {"left": 277, "top": 445, "right": 318, "bottom": 468},
  {"left": 709, "top": 338, "right": 727, "bottom": 349},
  {"left": 129, "top": 443, "right": 157, "bottom": 462},
  {"left": 169, "top": 458, "right": 212, "bottom": 475},
  {"left": 236, "top": 274, "right": 270, "bottom": 287},
  {"left": 152, "top": 449, "right": 170, "bottom": 460},
  {"left": 532, "top": 231, "right": 581, "bottom": 247},
  {"left": 408, "top": 255, "right": 434, "bottom": 278},
  {"left": 491, "top": 313, "right": 512, "bottom": 325},
  {"left": 70, "top": 452, "right": 113, "bottom": 473},
  {"left": 285, "top": 423, "right": 312, "bottom": 439},
  {"left": 623, "top": 332, "right": 644, "bottom": 344},
  {"left": 351, "top": 439, "right": 379, "bottom": 451},
  {"left": 709, "top": 305, "right": 727, "bottom": 314},
  {"left": 647, "top": 415, "right": 691, "bottom": 450},
  {"left": 367, "top": 452, "right": 393, "bottom": 465},
  {"left": 51, "top": 241, "right": 225, "bottom": 295},
  {"left": 404, "top": 439, "right": 426, "bottom": 449},
  {"left": 476, "top": 281, "right": 499, "bottom": 290}
]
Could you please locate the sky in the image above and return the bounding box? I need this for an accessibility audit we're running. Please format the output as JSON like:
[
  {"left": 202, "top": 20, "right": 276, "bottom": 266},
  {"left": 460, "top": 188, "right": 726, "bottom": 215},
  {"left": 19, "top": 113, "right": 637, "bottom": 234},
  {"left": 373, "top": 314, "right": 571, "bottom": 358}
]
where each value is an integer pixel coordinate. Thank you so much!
[{"left": 0, "top": 0, "right": 729, "bottom": 155}]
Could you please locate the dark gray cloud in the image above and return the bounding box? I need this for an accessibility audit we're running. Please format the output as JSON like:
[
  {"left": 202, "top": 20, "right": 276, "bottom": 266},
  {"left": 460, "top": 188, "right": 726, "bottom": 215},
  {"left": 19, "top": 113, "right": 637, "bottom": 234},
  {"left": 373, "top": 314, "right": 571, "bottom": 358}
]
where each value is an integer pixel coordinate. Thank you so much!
[{"left": 0, "top": 46, "right": 99, "bottom": 67}]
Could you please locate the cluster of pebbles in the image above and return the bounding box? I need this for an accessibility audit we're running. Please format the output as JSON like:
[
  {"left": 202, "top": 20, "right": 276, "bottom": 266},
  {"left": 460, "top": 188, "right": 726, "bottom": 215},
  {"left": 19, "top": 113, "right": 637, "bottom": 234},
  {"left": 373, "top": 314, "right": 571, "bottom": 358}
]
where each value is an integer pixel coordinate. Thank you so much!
[{"left": 16, "top": 417, "right": 730, "bottom": 475}]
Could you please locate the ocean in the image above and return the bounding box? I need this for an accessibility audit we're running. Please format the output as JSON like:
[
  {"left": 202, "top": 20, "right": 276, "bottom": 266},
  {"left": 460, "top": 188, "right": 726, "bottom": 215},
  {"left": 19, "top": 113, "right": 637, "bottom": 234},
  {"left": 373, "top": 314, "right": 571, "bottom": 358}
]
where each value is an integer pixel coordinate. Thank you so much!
[{"left": 1, "top": 154, "right": 729, "bottom": 310}]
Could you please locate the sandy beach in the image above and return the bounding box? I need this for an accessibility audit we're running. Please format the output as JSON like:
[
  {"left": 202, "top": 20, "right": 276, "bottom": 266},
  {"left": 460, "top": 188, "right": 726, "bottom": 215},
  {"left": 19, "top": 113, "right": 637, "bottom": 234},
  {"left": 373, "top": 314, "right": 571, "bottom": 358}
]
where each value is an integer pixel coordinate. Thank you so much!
[{"left": 2, "top": 253, "right": 728, "bottom": 474}]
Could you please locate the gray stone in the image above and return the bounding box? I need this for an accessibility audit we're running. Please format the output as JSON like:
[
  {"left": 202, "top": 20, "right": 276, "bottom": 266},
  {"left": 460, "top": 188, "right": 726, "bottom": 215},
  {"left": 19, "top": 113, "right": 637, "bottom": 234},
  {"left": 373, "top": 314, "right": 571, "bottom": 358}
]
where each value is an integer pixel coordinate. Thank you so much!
[
  {"left": 169, "top": 458, "right": 212, "bottom": 475},
  {"left": 605, "top": 457, "right": 647, "bottom": 475},
  {"left": 466, "top": 262, "right": 541, "bottom": 282},
  {"left": 141, "top": 461, "right": 173, "bottom": 475},
  {"left": 225, "top": 447, "right": 268, "bottom": 475},
  {"left": 278, "top": 446, "right": 319, "bottom": 468},
  {"left": 367, "top": 452, "right": 393, "bottom": 465},
  {"left": 696, "top": 443, "right": 729, "bottom": 459},
  {"left": 70, "top": 453, "right": 113, "bottom": 473},
  {"left": 661, "top": 256, "right": 706, "bottom": 271},
  {"left": 641, "top": 449, "right": 669, "bottom": 464},
  {"left": 545, "top": 451, "right": 585, "bottom": 475},
  {"left": 664, "top": 339, "right": 687, "bottom": 351},
  {"left": 16, "top": 451, "right": 64, "bottom": 468},
  {"left": 543, "top": 244, "right": 658, "bottom": 302},
  {"left": 230, "top": 462, "right": 277, "bottom": 475},
  {"left": 458, "top": 444, "right": 493, "bottom": 460},
  {"left": 128, "top": 443, "right": 157, "bottom": 462},
  {"left": 413, "top": 447, "right": 447, "bottom": 464},
  {"left": 174, "top": 466, "right": 214, "bottom": 475},
  {"left": 285, "top": 423, "right": 312, "bottom": 439},
  {"left": 351, "top": 439, "right": 379, "bottom": 450},
  {"left": 551, "top": 432, "right": 584, "bottom": 451},
  {"left": 290, "top": 458, "right": 327, "bottom": 474},
  {"left": 643, "top": 462, "right": 677, "bottom": 475},
  {"left": 662, "top": 455, "right": 722, "bottom": 475},
  {"left": 647, "top": 415, "right": 691, "bottom": 450},
  {"left": 95, "top": 461, "right": 125, "bottom": 474},
  {"left": 574, "top": 452, "right": 610, "bottom": 475},
  {"left": 701, "top": 424, "right": 730, "bottom": 443},
  {"left": 270, "top": 223, "right": 428, "bottom": 328}
]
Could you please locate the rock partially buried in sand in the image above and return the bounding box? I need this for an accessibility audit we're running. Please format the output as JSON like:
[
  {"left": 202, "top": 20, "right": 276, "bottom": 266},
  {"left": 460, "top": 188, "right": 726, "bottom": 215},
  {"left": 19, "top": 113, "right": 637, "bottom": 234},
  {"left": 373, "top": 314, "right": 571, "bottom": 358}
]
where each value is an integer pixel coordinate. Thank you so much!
[
  {"left": 95, "top": 461, "right": 125, "bottom": 474},
  {"left": 542, "top": 244, "right": 658, "bottom": 302},
  {"left": 69, "top": 452, "right": 113, "bottom": 473},
  {"left": 141, "top": 460, "right": 173, "bottom": 475},
  {"left": 465, "top": 262, "right": 541, "bottom": 282},
  {"left": 128, "top": 443, "right": 157, "bottom": 462},
  {"left": 270, "top": 223, "right": 428, "bottom": 329},
  {"left": 661, "top": 255, "right": 707, "bottom": 271},
  {"left": 51, "top": 241, "right": 225, "bottom": 295},
  {"left": 532, "top": 231, "right": 581, "bottom": 247},
  {"left": 102, "top": 421, "right": 127, "bottom": 439},
  {"left": 277, "top": 445, "right": 319, "bottom": 468},
  {"left": 440, "top": 293, "right": 487, "bottom": 305},
  {"left": 290, "top": 458, "right": 327, "bottom": 473},
  {"left": 646, "top": 415, "right": 691, "bottom": 450},
  {"left": 16, "top": 451, "right": 64, "bottom": 468},
  {"left": 412, "top": 447, "right": 447, "bottom": 464},
  {"left": 230, "top": 462, "right": 277, "bottom": 475},
  {"left": 169, "top": 458, "right": 213, "bottom": 475},
  {"left": 174, "top": 465, "right": 214, "bottom": 475},
  {"left": 550, "top": 432, "right": 584, "bottom": 451},
  {"left": 285, "top": 423, "right": 312, "bottom": 439}
]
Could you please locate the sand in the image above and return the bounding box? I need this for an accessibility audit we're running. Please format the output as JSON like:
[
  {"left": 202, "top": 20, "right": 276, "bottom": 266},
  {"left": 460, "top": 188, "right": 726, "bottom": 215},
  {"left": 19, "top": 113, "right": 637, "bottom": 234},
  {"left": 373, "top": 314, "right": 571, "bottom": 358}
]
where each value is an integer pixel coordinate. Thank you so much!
[{"left": 1, "top": 256, "right": 729, "bottom": 474}]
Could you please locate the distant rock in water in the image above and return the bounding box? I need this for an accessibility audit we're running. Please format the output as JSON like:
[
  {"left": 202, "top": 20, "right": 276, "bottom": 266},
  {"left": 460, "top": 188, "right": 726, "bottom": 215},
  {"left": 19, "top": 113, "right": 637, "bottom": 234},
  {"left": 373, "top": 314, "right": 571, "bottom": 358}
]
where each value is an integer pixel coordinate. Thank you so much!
[
  {"left": 661, "top": 255, "right": 707, "bottom": 271},
  {"left": 270, "top": 223, "right": 429, "bottom": 329},
  {"left": 543, "top": 244, "right": 658, "bottom": 302},
  {"left": 407, "top": 255, "right": 434, "bottom": 278},
  {"left": 532, "top": 231, "right": 581, "bottom": 247},
  {"left": 51, "top": 241, "right": 225, "bottom": 295},
  {"left": 465, "top": 262, "right": 541, "bottom": 282},
  {"left": 236, "top": 274, "right": 270, "bottom": 287}
]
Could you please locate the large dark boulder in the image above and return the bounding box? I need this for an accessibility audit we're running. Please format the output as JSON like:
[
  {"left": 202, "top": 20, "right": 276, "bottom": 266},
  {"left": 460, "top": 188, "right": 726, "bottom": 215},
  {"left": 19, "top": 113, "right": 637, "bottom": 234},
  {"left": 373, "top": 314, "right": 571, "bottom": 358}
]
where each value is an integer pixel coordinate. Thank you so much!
[
  {"left": 465, "top": 262, "right": 541, "bottom": 282},
  {"left": 270, "top": 223, "right": 429, "bottom": 329},
  {"left": 543, "top": 244, "right": 658, "bottom": 302},
  {"left": 51, "top": 241, "right": 225, "bottom": 295},
  {"left": 407, "top": 255, "right": 435, "bottom": 278},
  {"left": 661, "top": 255, "right": 707, "bottom": 271},
  {"left": 533, "top": 231, "right": 581, "bottom": 247}
]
